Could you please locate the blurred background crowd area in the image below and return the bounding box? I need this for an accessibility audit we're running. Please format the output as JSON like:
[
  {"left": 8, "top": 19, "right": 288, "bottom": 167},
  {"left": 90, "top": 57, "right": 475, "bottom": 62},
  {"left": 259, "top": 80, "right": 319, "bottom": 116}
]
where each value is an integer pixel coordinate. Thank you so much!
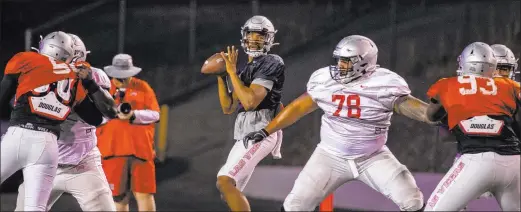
[{"left": 0, "top": 0, "right": 520, "bottom": 177}]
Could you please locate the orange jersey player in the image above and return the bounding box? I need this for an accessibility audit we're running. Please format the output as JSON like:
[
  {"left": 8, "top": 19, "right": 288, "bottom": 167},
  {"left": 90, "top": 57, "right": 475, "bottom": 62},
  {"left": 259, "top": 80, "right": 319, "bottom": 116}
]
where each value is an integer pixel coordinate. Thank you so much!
[
  {"left": 424, "top": 42, "right": 520, "bottom": 211},
  {"left": 0, "top": 31, "right": 115, "bottom": 211}
]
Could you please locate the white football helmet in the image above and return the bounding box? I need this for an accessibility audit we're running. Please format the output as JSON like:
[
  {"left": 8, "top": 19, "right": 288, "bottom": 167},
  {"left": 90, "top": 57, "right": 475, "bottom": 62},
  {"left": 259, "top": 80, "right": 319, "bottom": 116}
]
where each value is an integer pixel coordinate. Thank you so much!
[
  {"left": 38, "top": 31, "right": 75, "bottom": 63},
  {"left": 491, "top": 44, "right": 519, "bottom": 79},
  {"left": 456, "top": 42, "right": 497, "bottom": 77},
  {"left": 330, "top": 35, "right": 378, "bottom": 84},
  {"left": 240, "top": 15, "right": 277, "bottom": 57},
  {"left": 68, "top": 33, "right": 90, "bottom": 63}
]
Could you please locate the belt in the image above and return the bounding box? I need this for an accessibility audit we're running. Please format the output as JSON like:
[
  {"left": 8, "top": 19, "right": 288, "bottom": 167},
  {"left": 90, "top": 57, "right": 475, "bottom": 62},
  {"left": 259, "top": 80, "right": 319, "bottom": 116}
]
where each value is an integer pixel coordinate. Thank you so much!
[{"left": 15, "top": 123, "right": 60, "bottom": 137}]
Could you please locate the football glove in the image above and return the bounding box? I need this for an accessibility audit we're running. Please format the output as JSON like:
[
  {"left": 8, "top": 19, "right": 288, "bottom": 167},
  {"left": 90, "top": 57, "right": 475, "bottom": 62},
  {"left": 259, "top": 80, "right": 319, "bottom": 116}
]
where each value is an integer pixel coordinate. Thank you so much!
[{"left": 243, "top": 129, "right": 269, "bottom": 148}]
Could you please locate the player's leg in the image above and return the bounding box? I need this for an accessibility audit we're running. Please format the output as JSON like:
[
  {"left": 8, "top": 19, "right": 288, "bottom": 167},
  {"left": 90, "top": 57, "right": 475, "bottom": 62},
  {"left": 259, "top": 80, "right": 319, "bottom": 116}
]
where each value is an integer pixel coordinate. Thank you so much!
[
  {"left": 356, "top": 147, "right": 424, "bottom": 211},
  {"left": 282, "top": 146, "right": 354, "bottom": 211},
  {"left": 130, "top": 157, "right": 156, "bottom": 211},
  {"left": 1, "top": 127, "right": 24, "bottom": 184},
  {"left": 424, "top": 153, "right": 494, "bottom": 211},
  {"left": 216, "top": 131, "right": 282, "bottom": 211},
  {"left": 491, "top": 154, "right": 520, "bottom": 211},
  {"left": 102, "top": 157, "right": 130, "bottom": 211},
  {"left": 20, "top": 130, "right": 59, "bottom": 211},
  {"left": 67, "top": 151, "right": 116, "bottom": 211},
  {"left": 14, "top": 176, "right": 65, "bottom": 211}
]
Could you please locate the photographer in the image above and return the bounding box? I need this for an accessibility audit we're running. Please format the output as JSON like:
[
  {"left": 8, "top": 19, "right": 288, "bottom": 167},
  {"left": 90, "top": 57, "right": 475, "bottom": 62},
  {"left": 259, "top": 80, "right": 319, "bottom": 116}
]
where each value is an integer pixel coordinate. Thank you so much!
[{"left": 96, "top": 54, "right": 160, "bottom": 211}]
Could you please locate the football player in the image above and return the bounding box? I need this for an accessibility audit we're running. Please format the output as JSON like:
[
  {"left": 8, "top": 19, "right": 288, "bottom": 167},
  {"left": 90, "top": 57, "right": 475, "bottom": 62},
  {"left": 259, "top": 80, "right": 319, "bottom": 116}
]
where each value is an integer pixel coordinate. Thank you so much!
[
  {"left": 0, "top": 31, "right": 116, "bottom": 211},
  {"left": 14, "top": 33, "right": 117, "bottom": 211},
  {"left": 491, "top": 44, "right": 520, "bottom": 139},
  {"left": 216, "top": 15, "right": 285, "bottom": 211},
  {"left": 244, "top": 35, "right": 436, "bottom": 211},
  {"left": 424, "top": 42, "right": 520, "bottom": 211},
  {"left": 491, "top": 44, "right": 520, "bottom": 80}
]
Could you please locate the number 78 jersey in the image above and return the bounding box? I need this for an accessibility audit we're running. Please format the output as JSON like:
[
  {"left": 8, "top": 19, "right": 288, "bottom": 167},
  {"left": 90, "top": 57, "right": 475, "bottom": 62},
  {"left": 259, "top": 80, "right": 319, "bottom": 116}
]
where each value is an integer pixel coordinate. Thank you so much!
[
  {"left": 306, "top": 67, "right": 411, "bottom": 158},
  {"left": 427, "top": 76, "right": 520, "bottom": 130}
]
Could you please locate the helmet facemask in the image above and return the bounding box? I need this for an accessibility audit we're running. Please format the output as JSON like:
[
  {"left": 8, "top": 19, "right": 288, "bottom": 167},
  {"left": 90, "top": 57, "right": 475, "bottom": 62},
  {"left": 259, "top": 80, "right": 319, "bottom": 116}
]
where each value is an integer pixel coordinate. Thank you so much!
[
  {"left": 496, "top": 63, "right": 518, "bottom": 79},
  {"left": 68, "top": 33, "right": 90, "bottom": 63},
  {"left": 240, "top": 28, "right": 276, "bottom": 58},
  {"left": 330, "top": 55, "right": 364, "bottom": 84}
]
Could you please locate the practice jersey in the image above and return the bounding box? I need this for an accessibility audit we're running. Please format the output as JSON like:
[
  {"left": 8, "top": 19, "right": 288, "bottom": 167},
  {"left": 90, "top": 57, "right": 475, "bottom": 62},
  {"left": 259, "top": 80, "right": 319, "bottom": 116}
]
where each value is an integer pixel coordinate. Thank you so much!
[
  {"left": 307, "top": 66, "right": 411, "bottom": 158},
  {"left": 4, "top": 52, "right": 87, "bottom": 135},
  {"left": 427, "top": 76, "right": 520, "bottom": 129},
  {"left": 427, "top": 76, "right": 520, "bottom": 155},
  {"left": 236, "top": 54, "right": 285, "bottom": 111},
  {"left": 57, "top": 67, "right": 111, "bottom": 165}
]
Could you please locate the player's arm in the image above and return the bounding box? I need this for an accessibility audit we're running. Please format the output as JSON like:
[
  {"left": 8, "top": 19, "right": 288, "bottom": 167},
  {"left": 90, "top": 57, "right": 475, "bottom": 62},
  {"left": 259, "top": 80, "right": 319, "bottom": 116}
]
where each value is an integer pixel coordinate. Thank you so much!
[
  {"left": 217, "top": 75, "right": 239, "bottom": 114},
  {"left": 0, "top": 74, "right": 18, "bottom": 119},
  {"left": 73, "top": 97, "right": 104, "bottom": 126},
  {"left": 76, "top": 64, "right": 118, "bottom": 119},
  {"left": 393, "top": 94, "right": 440, "bottom": 125},
  {"left": 228, "top": 73, "right": 268, "bottom": 111},
  {"left": 242, "top": 92, "right": 318, "bottom": 147},
  {"left": 221, "top": 46, "right": 272, "bottom": 111},
  {"left": 425, "top": 97, "right": 447, "bottom": 122}
]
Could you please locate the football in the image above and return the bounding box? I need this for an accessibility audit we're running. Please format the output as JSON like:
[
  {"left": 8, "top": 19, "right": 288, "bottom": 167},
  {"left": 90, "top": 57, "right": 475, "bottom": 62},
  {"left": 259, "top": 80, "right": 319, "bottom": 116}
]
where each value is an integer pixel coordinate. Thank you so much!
[{"left": 201, "top": 53, "right": 227, "bottom": 75}]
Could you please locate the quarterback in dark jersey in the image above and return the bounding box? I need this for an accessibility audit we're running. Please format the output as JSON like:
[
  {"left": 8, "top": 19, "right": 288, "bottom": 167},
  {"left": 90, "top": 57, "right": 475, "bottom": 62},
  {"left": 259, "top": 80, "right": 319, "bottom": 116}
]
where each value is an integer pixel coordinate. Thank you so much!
[{"left": 215, "top": 15, "right": 285, "bottom": 212}]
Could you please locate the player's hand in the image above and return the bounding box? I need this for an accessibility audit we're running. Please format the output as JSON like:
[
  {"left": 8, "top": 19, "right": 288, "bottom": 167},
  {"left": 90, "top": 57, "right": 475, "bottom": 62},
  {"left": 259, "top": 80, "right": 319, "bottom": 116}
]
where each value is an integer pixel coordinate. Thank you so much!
[
  {"left": 75, "top": 61, "right": 93, "bottom": 80},
  {"left": 117, "top": 110, "right": 134, "bottom": 120},
  {"left": 75, "top": 61, "right": 91, "bottom": 71},
  {"left": 220, "top": 46, "right": 239, "bottom": 74},
  {"left": 242, "top": 129, "right": 269, "bottom": 148}
]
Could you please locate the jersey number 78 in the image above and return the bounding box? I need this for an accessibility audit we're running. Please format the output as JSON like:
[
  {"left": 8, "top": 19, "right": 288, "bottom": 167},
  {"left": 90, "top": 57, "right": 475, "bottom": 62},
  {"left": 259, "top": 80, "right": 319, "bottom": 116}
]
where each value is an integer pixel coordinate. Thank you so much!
[{"left": 332, "top": 94, "right": 361, "bottom": 118}]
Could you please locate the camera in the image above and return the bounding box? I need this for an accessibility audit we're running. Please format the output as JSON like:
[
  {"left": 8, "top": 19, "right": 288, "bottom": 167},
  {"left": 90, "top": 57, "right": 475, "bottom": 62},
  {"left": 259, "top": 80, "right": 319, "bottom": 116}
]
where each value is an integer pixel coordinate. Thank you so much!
[{"left": 118, "top": 102, "right": 132, "bottom": 115}]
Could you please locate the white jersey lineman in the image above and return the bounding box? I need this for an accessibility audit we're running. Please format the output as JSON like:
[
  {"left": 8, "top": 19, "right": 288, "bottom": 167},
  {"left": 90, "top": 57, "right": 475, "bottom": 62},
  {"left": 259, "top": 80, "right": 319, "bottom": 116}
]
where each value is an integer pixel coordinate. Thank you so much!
[
  {"left": 15, "top": 67, "right": 116, "bottom": 211},
  {"left": 283, "top": 67, "right": 424, "bottom": 211}
]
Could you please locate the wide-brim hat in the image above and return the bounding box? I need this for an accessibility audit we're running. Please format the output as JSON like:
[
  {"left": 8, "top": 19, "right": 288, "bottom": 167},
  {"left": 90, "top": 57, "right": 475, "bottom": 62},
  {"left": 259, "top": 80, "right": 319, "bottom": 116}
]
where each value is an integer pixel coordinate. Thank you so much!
[{"left": 104, "top": 53, "right": 142, "bottom": 79}]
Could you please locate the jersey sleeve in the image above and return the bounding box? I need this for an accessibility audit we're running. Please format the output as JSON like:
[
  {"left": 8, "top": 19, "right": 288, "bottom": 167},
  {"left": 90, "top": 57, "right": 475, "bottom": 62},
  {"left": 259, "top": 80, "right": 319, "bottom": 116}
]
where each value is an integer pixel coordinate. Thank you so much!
[
  {"left": 143, "top": 81, "right": 160, "bottom": 112},
  {"left": 306, "top": 67, "right": 328, "bottom": 101},
  {"left": 4, "top": 52, "right": 31, "bottom": 75},
  {"left": 91, "top": 67, "right": 112, "bottom": 90},
  {"left": 251, "top": 54, "right": 285, "bottom": 91},
  {"left": 513, "top": 81, "right": 520, "bottom": 104},
  {"left": 377, "top": 73, "right": 412, "bottom": 110},
  {"left": 427, "top": 78, "right": 448, "bottom": 102}
]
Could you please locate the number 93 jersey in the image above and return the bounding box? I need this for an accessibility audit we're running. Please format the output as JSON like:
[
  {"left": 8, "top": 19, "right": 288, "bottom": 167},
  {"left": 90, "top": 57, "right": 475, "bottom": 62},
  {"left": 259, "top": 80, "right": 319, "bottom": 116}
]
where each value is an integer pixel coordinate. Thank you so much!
[
  {"left": 307, "top": 66, "right": 411, "bottom": 158},
  {"left": 427, "top": 76, "right": 520, "bottom": 130}
]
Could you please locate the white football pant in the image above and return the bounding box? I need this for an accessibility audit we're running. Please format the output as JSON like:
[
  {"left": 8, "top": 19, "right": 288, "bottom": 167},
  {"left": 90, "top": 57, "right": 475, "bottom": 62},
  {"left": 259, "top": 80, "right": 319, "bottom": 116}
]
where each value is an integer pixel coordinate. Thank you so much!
[
  {"left": 1, "top": 126, "right": 58, "bottom": 211},
  {"left": 15, "top": 147, "right": 116, "bottom": 211},
  {"left": 283, "top": 146, "right": 424, "bottom": 211},
  {"left": 217, "top": 130, "right": 283, "bottom": 191},
  {"left": 425, "top": 152, "right": 520, "bottom": 211}
]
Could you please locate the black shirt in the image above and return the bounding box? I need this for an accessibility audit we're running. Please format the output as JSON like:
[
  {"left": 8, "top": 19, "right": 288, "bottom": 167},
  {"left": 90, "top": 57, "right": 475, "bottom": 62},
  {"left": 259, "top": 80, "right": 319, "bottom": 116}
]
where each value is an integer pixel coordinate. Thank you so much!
[{"left": 236, "top": 54, "right": 285, "bottom": 111}]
